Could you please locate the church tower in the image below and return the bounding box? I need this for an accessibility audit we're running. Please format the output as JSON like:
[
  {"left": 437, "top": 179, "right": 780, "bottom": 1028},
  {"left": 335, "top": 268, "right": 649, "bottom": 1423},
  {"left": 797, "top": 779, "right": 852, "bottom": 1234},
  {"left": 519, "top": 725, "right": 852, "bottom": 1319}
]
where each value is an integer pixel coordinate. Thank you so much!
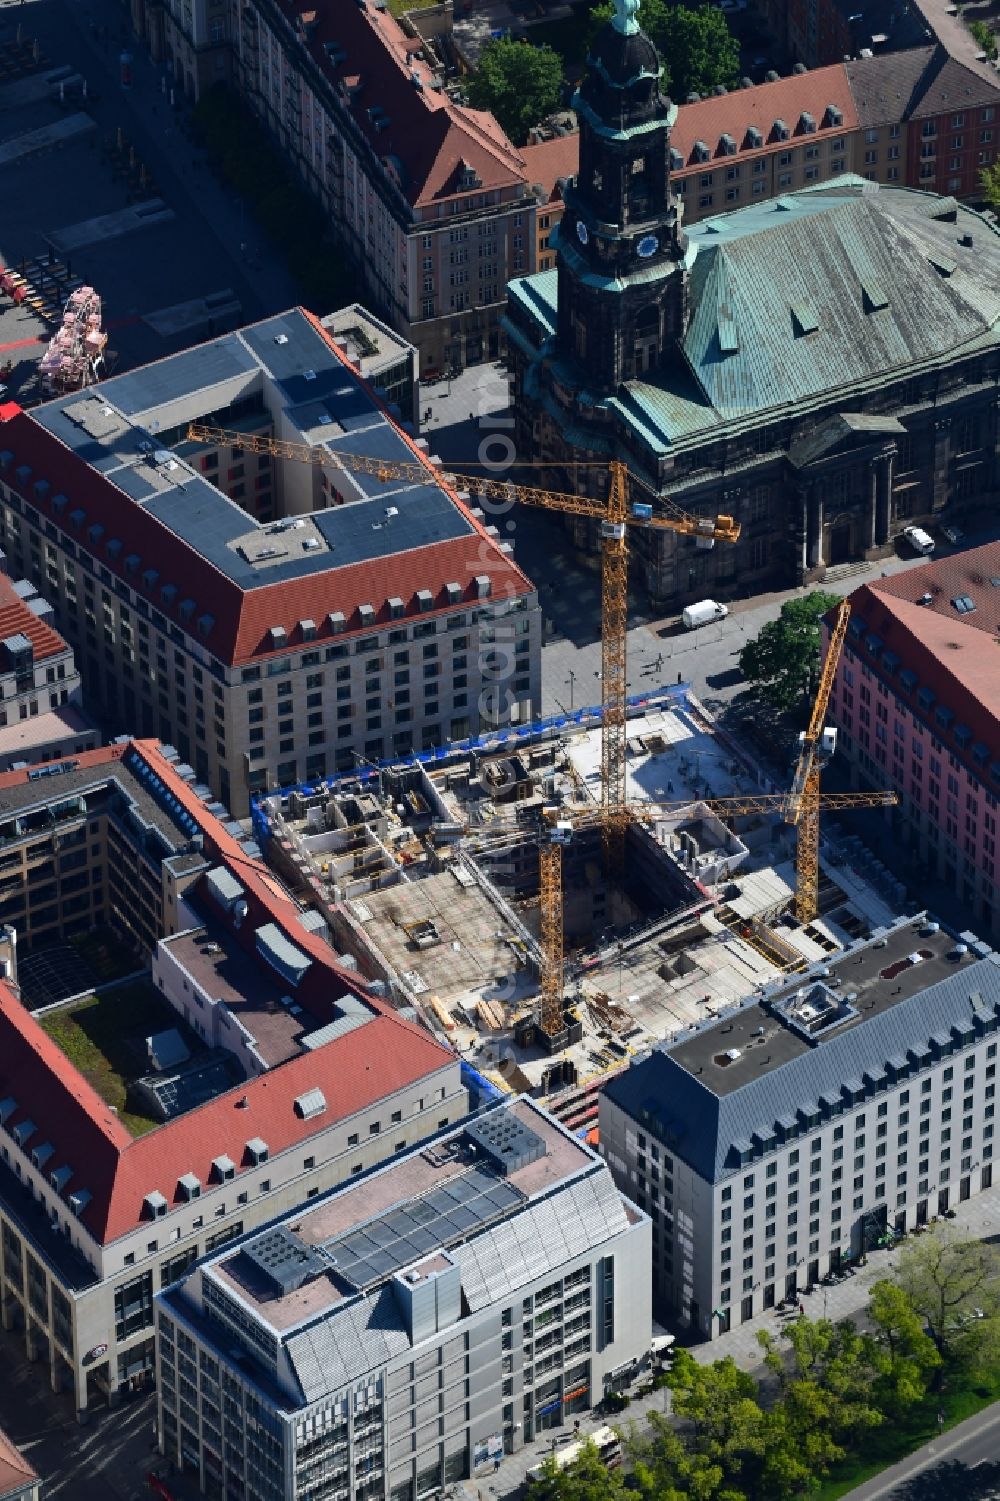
[{"left": 556, "top": 0, "right": 687, "bottom": 392}]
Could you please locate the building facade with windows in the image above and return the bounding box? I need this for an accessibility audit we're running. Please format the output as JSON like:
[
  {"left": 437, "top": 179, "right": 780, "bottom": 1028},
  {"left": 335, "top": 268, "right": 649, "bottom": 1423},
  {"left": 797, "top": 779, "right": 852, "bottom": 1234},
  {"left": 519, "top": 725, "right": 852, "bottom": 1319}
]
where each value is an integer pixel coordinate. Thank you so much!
[
  {"left": 225, "top": 0, "right": 539, "bottom": 372},
  {"left": 846, "top": 45, "right": 1000, "bottom": 199},
  {"left": 0, "top": 307, "right": 540, "bottom": 816},
  {"left": 600, "top": 916, "right": 1000, "bottom": 1339},
  {"left": 504, "top": 5, "right": 1000, "bottom": 610},
  {"left": 0, "top": 740, "right": 465, "bottom": 1417},
  {"left": 828, "top": 551, "right": 1000, "bottom": 943},
  {"left": 155, "top": 1098, "right": 650, "bottom": 1501},
  {"left": 129, "top": 0, "right": 231, "bottom": 99},
  {"left": 0, "top": 571, "right": 97, "bottom": 772}
]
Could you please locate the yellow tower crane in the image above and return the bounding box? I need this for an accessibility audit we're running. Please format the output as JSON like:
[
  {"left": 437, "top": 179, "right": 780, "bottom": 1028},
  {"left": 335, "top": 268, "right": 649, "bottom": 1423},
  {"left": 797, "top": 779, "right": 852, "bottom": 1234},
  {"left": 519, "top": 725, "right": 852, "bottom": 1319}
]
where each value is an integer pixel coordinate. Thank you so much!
[
  {"left": 185, "top": 424, "right": 741, "bottom": 870},
  {"left": 480, "top": 786, "right": 897, "bottom": 1042},
  {"left": 785, "top": 597, "right": 852, "bottom": 925}
]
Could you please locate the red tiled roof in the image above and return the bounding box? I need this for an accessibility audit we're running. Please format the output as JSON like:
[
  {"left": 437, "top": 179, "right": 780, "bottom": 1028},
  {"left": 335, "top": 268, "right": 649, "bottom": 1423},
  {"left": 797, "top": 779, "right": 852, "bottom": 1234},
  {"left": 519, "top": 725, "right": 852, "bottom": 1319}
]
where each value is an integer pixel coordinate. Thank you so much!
[
  {"left": 278, "top": 0, "right": 525, "bottom": 207},
  {"left": 522, "top": 135, "right": 580, "bottom": 201},
  {"left": 670, "top": 64, "right": 859, "bottom": 166},
  {"left": 0, "top": 570, "right": 72, "bottom": 664},
  {"left": 0, "top": 1426, "right": 37, "bottom": 1498},
  {"left": 0, "top": 740, "right": 457, "bottom": 1244},
  {"left": 512, "top": 68, "right": 858, "bottom": 192},
  {"left": 0, "top": 317, "right": 534, "bottom": 669},
  {"left": 842, "top": 544, "right": 1000, "bottom": 766}
]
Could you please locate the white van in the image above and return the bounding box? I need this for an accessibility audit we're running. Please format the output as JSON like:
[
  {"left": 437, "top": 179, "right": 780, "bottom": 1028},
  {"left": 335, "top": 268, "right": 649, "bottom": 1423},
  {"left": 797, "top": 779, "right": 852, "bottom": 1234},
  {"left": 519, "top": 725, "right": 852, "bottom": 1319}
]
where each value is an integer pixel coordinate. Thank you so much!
[
  {"left": 682, "top": 599, "right": 729, "bottom": 630},
  {"left": 902, "top": 525, "right": 935, "bottom": 556}
]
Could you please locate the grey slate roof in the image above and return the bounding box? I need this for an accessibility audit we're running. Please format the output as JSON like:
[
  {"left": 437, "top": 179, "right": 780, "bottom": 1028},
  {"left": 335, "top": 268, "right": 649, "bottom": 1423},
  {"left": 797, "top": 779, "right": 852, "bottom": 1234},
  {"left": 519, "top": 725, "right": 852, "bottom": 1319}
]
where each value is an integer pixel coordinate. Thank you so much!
[
  {"left": 847, "top": 46, "right": 1000, "bottom": 126},
  {"left": 506, "top": 181, "right": 1000, "bottom": 457},
  {"left": 30, "top": 309, "right": 471, "bottom": 594},
  {"left": 846, "top": 48, "right": 937, "bottom": 127},
  {"left": 603, "top": 951, "right": 1000, "bottom": 1184}
]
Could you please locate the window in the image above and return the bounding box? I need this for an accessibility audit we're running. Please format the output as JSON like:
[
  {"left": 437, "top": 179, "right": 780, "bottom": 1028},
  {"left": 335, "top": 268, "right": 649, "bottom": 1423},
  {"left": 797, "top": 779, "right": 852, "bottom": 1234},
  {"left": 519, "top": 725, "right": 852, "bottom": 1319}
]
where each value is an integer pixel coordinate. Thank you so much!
[{"left": 115, "top": 1271, "right": 154, "bottom": 1340}]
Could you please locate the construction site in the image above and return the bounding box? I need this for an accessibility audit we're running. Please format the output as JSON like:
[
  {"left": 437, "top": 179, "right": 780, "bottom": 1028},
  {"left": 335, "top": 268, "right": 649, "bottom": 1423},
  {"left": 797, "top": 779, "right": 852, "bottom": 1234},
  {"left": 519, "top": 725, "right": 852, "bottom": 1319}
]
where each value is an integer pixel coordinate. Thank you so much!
[{"left": 256, "top": 679, "right": 901, "bottom": 1132}]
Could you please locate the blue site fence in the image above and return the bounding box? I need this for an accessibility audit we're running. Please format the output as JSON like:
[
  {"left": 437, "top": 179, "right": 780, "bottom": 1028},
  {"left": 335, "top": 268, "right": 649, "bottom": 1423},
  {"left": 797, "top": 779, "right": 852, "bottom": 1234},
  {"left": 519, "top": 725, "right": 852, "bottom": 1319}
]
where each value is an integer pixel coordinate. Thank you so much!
[{"left": 250, "top": 681, "right": 692, "bottom": 853}]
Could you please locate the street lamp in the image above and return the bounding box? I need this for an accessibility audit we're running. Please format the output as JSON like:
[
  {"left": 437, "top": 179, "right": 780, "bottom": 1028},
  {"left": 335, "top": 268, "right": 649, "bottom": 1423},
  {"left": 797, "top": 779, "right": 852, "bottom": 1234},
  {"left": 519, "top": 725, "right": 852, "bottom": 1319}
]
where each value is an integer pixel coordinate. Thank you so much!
[{"left": 565, "top": 670, "right": 576, "bottom": 711}]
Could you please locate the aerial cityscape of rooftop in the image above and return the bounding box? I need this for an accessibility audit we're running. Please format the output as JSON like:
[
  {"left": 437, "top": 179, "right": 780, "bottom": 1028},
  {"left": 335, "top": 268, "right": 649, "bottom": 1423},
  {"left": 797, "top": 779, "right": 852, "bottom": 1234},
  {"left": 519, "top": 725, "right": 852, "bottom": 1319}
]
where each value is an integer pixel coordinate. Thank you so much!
[{"left": 1, "top": 0, "right": 1000, "bottom": 1494}]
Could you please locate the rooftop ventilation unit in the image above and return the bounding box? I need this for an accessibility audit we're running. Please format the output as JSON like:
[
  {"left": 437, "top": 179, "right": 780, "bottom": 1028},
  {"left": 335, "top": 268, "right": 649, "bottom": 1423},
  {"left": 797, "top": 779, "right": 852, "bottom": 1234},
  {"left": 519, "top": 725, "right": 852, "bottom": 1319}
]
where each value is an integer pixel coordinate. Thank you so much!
[
  {"left": 241, "top": 1225, "right": 327, "bottom": 1296},
  {"left": 464, "top": 1111, "right": 546, "bottom": 1176}
]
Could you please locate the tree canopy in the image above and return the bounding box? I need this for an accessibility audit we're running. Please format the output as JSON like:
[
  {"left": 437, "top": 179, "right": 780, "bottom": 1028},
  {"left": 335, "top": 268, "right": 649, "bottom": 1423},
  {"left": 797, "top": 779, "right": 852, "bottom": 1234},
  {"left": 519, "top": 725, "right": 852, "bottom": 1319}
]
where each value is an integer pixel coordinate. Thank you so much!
[
  {"left": 525, "top": 1441, "right": 627, "bottom": 1501},
  {"left": 738, "top": 591, "right": 841, "bottom": 710},
  {"left": 529, "top": 1230, "right": 1000, "bottom": 1501},
  {"left": 589, "top": 0, "right": 740, "bottom": 99},
  {"left": 894, "top": 1222, "right": 1000, "bottom": 1369},
  {"left": 982, "top": 156, "right": 1000, "bottom": 209},
  {"left": 467, "top": 38, "right": 565, "bottom": 146}
]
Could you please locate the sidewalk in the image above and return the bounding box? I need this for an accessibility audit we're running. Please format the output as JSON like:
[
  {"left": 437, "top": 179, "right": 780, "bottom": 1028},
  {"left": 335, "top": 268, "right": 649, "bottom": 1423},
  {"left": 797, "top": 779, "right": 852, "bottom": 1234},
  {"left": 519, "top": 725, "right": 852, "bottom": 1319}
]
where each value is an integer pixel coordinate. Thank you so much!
[{"left": 484, "top": 1178, "right": 1000, "bottom": 1498}]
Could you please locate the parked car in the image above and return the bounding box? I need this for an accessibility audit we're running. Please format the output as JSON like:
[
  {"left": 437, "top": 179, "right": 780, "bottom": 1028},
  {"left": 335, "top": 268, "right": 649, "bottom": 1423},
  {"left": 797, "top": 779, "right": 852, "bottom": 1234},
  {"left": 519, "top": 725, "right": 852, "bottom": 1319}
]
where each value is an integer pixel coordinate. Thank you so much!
[{"left": 941, "top": 523, "right": 965, "bottom": 545}]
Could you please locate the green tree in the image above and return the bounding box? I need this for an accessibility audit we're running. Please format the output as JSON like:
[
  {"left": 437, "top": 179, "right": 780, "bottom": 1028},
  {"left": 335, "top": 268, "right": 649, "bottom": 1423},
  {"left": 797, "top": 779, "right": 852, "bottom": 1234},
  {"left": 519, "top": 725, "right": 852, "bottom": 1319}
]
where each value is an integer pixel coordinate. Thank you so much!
[
  {"left": 969, "top": 17, "right": 998, "bottom": 60},
  {"left": 667, "top": 1350, "right": 766, "bottom": 1492},
  {"left": 894, "top": 1222, "right": 1000, "bottom": 1372},
  {"left": 866, "top": 1280, "right": 941, "bottom": 1414},
  {"left": 525, "top": 1440, "right": 626, "bottom": 1501},
  {"left": 629, "top": 1412, "right": 735, "bottom": 1501},
  {"left": 738, "top": 591, "right": 840, "bottom": 710},
  {"left": 589, "top": 0, "right": 739, "bottom": 99},
  {"left": 982, "top": 156, "right": 1000, "bottom": 209},
  {"left": 467, "top": 38, "right": 565, "bottom": 146},
  {"left": 758, "top": 1317, "right": 884, "bottom": 1491}
]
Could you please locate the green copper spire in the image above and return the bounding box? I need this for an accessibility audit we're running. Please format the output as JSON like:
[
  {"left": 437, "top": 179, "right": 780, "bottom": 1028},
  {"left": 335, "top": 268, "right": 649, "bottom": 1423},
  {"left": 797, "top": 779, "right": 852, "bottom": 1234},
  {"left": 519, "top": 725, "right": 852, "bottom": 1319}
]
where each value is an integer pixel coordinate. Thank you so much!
[{"left": 612, "top": 0, "right": 641, "bottom": 35}]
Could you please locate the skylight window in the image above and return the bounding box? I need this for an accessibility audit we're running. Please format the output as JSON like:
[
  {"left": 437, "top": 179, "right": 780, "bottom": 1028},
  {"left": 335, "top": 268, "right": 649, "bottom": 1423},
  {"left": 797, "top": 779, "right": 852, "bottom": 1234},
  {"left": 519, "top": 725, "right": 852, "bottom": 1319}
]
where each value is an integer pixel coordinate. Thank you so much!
[{"left": 951, "top": 594, "right": 976, "bottom": 613}]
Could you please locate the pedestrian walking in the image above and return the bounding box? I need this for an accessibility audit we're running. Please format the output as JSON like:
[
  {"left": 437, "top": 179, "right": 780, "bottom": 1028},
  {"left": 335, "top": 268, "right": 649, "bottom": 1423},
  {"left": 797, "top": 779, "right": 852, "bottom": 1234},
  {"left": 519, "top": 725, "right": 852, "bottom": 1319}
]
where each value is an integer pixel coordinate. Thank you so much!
[{"left": 798, "top": 1301, "right": 805, "bottom": 1316}]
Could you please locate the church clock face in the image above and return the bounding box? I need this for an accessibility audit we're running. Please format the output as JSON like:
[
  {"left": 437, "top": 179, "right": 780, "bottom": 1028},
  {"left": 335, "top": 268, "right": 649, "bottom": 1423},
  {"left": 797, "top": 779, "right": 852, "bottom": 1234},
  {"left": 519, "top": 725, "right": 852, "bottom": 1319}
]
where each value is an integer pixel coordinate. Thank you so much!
[
  {"left": 576, "top": 220, "right": 589, "bottom": 245},
  {"left": 637, "top": 234, "right": 659, "bottom": 258}
]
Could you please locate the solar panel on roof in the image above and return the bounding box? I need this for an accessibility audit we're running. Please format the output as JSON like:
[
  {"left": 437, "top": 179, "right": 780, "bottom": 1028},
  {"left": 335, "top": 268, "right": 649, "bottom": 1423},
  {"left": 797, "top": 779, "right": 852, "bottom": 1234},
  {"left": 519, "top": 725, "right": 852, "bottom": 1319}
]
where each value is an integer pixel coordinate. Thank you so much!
[{"left": 321, "top": 1164, "right": 526, "bottom": 1290}]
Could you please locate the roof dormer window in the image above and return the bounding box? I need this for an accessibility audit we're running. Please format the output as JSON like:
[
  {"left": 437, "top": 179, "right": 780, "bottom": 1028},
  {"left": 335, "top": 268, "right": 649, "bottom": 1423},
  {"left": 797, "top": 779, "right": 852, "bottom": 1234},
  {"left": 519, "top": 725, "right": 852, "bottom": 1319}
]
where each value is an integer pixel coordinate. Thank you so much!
[
  {"left": 177, "top": 1172, "right": 201, "bottom": 1201},
  {"left": 246, "top": 1138, "right": 269, "bottom": 1166}
]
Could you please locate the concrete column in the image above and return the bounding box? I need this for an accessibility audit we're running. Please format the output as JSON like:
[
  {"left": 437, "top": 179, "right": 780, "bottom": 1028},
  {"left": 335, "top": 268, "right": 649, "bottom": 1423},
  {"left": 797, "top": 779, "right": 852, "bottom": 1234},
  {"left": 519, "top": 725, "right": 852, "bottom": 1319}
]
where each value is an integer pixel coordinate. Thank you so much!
[
  {"left": 795, "top": 485, "right": 809, "bottom": 582},
  {"left": 867, "top": 463, "right": 878, "bottom": 550},
  {"left": 932, "top": 418, "right": 951, "bottom": 513},
  {"left": 807, "top": 490, "right": 824, "bottom": 568},
  {"left": 875, "top": 454, "right": 893, "bottom": 545}
]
